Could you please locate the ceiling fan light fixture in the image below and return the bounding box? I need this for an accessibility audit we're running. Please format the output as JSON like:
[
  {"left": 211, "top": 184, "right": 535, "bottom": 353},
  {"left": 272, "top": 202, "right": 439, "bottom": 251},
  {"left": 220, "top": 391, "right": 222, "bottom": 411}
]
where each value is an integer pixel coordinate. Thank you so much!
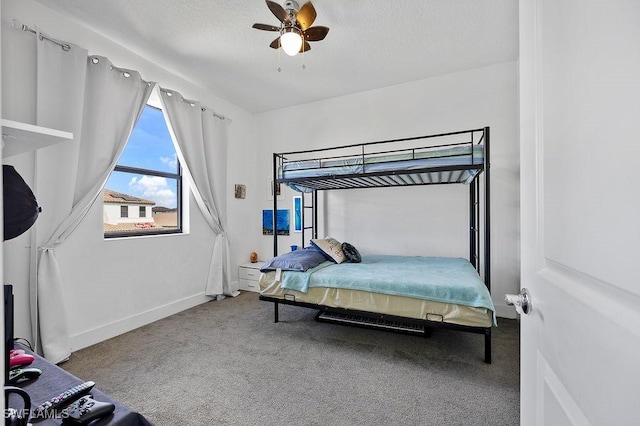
[
  {"left": 253, "top": 1, "right": 327, "bottom": 58},
  {"left": 280, "top": 27, "right": 303, "bottom": 56}
]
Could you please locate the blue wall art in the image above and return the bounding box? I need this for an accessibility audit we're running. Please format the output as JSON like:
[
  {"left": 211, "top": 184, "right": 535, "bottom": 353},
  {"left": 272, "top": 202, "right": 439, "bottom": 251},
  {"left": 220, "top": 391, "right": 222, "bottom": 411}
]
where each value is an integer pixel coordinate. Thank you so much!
[
  {"left": 293, "top": 196, "right": 302, "bottom": 232},
  {"left": 262, "top": 209, "right": 290, "bottom": 235}
]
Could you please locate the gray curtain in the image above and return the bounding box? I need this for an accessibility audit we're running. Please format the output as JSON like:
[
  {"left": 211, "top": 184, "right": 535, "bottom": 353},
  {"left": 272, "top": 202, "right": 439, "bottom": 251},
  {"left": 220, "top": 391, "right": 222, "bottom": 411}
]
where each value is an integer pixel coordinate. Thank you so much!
[
  {"left": 30, "top": 32, "right": 88, "bottom": 363},
  {"left": 34, "top": 48, "right": 153, "bottom": 362},
  {"left": 159, "top": 89, "right": 232, "bottom": 296}
]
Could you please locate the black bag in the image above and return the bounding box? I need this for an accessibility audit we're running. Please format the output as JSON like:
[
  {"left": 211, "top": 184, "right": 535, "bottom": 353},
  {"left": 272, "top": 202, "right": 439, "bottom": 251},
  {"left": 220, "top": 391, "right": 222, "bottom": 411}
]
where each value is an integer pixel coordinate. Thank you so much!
[{"left": 3, "top": 165, "right": 40, "bottom": 241}]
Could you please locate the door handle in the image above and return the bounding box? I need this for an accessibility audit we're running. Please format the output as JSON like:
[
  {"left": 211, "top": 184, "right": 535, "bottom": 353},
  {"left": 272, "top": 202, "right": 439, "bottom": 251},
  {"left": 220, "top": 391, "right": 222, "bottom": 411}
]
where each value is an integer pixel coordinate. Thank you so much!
[{"left": 505, "top": 288, "right": 532, "bottom": 315}]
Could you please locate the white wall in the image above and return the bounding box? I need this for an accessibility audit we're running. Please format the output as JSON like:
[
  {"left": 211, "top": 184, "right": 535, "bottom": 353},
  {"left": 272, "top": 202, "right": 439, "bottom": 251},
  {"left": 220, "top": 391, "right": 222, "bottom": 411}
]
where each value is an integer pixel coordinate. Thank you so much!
[
  {"left": 1, "top": 0, "right": 256, "bottom": 350},
  {"left": 252, "top": 62, "right": 520, "bottom": 318}
]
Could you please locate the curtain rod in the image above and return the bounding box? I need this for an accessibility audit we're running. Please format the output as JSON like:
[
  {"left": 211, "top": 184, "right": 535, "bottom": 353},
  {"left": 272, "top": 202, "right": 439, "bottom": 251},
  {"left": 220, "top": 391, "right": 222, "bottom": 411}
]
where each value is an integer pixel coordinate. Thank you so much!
[
  {"left": 12, "top": 19, "right": 232, "bottom": 122},
  {"left": 202, "top": 108, "right": 230, "bottom": 122},
  {"left": 12, "top": 19, "right": 71, "bottom": 51},
  {"left": 160, "top": 88, "right": 231, "bottom": 122}
]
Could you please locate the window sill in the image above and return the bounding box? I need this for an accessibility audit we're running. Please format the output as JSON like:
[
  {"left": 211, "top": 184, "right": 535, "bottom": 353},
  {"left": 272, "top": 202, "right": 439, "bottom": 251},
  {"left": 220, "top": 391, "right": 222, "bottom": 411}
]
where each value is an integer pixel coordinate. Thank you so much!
[{"left": 103, "top": 230, "right": 188, "bottom": 241}]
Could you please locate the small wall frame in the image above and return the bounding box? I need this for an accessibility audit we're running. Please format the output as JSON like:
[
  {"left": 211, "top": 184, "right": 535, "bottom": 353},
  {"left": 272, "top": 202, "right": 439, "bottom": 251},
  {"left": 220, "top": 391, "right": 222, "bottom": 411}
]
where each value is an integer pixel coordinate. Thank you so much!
[
  {"left": 293, "top": 196, "right": 302, "bottom": 232},
  {"left": 234, "top": 184, "right": 246, "bottom": 199}
]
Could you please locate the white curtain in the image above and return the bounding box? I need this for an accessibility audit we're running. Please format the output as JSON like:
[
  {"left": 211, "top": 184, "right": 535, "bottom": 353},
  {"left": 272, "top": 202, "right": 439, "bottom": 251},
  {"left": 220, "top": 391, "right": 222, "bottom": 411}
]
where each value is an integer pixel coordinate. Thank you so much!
[
  {"left": 159, "top": 89, "right": 232, "bottom": 296},
  {"left": 32, "top": 37, "right": 88, "bottom": 362},
  {"left": 34, "top": 48, "right": 153, "bottom": 362}
]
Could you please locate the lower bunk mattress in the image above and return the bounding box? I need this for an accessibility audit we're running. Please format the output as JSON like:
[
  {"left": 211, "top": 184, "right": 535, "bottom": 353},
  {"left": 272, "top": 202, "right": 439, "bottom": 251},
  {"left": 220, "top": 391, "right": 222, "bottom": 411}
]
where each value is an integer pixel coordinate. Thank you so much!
[{"left": 258, "top": 255, "right": 495, "bottom": 328}]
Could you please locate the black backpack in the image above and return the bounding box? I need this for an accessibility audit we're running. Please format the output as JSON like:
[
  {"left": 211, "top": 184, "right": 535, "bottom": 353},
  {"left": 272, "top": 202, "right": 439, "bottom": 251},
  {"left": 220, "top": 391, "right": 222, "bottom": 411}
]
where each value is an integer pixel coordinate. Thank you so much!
[{"left": 3, "top": 165, "right": 40, "bottom": 241}]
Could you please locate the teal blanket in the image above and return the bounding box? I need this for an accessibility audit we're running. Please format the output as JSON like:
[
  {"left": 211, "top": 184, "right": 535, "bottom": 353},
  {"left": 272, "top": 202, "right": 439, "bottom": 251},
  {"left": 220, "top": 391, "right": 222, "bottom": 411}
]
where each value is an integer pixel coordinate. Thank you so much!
[{"left": 281, "top": 255, "right": 495, "bottom": 314}]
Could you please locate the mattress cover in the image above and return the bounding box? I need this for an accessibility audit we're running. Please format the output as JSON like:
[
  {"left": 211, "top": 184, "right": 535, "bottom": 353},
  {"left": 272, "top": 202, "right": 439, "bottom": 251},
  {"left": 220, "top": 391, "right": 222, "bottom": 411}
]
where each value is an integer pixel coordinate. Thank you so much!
[
  {"left": 259, "top": 255, "right": 495, "bottom": 327},
  {"left": 259, "top": 273, "right": 494, "bottom": 328},
  {"left": 280, "top": 255, "right": 495, "bottom": 313}
]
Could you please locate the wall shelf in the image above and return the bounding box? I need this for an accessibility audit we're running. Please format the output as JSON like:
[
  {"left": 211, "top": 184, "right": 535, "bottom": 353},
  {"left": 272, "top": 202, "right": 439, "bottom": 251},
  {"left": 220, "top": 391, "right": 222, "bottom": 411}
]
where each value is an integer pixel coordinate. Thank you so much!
[{"left": 1, "top": 118, "right": 73, "bottom": 158}]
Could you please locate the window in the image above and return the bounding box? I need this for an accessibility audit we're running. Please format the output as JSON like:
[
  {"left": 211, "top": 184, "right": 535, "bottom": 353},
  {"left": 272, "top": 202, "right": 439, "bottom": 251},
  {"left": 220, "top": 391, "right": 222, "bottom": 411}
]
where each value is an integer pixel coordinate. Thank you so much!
[{"left": 103, "top": 102, "right": 183, "bottom": 238}]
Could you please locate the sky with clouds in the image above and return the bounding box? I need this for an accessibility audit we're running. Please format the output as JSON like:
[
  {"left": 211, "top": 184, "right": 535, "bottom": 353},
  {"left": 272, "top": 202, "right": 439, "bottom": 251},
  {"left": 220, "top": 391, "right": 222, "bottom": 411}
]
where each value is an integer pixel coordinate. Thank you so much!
[{"left": 104, "top": 106, "right": 179, "bottom": 208}]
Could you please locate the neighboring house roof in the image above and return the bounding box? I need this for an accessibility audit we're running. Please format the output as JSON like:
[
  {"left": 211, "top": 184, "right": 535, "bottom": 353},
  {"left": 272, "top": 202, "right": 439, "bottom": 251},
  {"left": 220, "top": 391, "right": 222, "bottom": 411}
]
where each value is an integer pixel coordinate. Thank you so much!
[
  {"left": 102, "top": 189, "right": 155, "bottom": 205},
  {"left": 152, "top": 206, "right": 174, "bottom": 213}
]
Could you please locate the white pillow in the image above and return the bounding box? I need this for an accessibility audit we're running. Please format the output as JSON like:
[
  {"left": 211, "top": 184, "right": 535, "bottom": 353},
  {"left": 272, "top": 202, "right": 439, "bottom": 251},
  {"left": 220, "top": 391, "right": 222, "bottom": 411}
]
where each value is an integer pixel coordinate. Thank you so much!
[{"left": 310, "top": 237, "right": 346, "bottom": 264}]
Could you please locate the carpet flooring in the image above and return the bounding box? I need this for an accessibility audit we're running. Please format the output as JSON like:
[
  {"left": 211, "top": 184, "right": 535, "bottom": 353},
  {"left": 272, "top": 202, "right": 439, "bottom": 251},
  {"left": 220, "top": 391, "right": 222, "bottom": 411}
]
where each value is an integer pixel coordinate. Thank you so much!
[{"left": 61, "top": 292, "right": 520, "bottom": 425}]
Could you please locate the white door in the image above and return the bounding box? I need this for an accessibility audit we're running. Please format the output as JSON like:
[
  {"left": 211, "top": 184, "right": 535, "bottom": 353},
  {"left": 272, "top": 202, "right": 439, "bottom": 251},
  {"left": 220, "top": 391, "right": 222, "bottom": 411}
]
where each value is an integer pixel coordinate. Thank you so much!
[{"left": 519, "top": 0, "right": 640, "bottom": 425}]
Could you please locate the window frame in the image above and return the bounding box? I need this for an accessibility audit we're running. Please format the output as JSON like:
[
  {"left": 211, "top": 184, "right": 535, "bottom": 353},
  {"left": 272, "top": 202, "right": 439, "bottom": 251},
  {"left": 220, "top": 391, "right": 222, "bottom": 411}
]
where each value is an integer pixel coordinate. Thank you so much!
[
  {"left": 103, "top": 160, "right": 184, "bottom": 239},
  {"left": 103, "top": 91, "right": 186, "bottom": 239},
  {"left": 104, "top": 163, "right": 183, "bottom": 239}
]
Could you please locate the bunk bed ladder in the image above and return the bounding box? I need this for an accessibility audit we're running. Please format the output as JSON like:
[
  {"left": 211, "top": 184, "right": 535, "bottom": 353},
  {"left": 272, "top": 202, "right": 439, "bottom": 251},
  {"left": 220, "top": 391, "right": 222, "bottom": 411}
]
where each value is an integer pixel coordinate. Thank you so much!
[
  {"left": 273, "top": 150, "right": 318, "bottom": 255},
  {"left": 469, "top": 179, "right": 479, "bottom": 271},
  {"left": 300, "top": 190, "right": 318, "bottom": 248}
]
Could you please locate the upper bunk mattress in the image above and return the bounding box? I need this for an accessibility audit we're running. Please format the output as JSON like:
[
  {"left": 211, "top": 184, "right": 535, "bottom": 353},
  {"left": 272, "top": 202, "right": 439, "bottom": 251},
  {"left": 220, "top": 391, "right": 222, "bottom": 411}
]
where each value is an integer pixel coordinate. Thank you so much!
[{"left": 278, "top": 144, "right": 484, "bottom": 191}]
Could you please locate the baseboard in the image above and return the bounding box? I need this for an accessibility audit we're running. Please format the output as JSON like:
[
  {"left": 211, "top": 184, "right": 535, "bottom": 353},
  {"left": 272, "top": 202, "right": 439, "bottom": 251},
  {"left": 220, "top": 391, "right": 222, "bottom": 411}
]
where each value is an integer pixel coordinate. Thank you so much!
[{"left": 69, "top": 293, "right": 211, "bottom": 352}]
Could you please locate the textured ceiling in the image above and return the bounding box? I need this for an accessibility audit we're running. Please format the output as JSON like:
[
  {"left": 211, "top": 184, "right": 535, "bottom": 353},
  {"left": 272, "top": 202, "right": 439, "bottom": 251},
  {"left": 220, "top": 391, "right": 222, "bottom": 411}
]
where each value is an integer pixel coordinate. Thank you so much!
[{"left": 31, "top": 0, "right": 519, "bottom": 114}]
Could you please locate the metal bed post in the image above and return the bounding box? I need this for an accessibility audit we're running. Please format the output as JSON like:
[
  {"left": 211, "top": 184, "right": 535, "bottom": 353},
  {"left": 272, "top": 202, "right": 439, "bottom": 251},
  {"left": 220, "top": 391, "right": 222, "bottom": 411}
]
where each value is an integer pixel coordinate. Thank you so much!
[
  {"left": 272, "top": 153, "right": 280, "bottom": 325},
  {"left": 300, "top": 192, "right": 305, "bottom": 248},
  {"left": 484, "top": 126, "right": 491, "bottom": 364},
  {"left": 273, "top": 153, "right": 278, "bottom": 256},
  {"left": 483, "top": 126, "right": 491, "bottom": 292}
]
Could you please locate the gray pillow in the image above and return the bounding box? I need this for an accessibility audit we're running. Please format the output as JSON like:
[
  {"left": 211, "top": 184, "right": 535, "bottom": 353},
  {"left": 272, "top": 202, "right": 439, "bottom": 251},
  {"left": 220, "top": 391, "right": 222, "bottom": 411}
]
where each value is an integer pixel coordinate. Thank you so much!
[
  {"left": 310, "top": 237, "right": 346, "bottom": 264},
  {"left": 341, "top": 242, "right": 361, "bottom": 263},
  {"left": 260, "top": 248, "right": 328, "bottom": 272}
]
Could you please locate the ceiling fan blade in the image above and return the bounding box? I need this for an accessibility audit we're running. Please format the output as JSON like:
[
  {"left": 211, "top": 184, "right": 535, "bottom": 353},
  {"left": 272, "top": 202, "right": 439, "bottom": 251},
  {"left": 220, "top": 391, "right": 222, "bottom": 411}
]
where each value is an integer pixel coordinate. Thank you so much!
[
  {"left": 266, "top": 0, "right": 290, "bottom": 24},
  {"left": 269, "top": 37, "right": 281, "bottom": 49},
  {"left": 253, "top": 23, "right": 280, "bottom": 32},
  {"left": 296, "top": 2, "right": 317, "bottom": 31},
  {"left": 299, "top": 41, "right": 311, "bottom": 53},
  {"left": 303, "top": 26, "right": 329, "bottom": 42}
]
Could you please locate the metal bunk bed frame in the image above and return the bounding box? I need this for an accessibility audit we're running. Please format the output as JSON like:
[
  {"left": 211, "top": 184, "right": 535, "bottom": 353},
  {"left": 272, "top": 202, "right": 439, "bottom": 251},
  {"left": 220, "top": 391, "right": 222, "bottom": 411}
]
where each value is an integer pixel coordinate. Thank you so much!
[{"left": 262, "top": 126, "right": 492, "bottom": 363}]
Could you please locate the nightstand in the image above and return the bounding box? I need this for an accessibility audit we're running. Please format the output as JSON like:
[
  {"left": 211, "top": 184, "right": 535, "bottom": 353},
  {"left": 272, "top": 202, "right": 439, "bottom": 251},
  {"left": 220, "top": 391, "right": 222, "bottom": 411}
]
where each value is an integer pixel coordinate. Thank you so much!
[{"left": 238, "top": 262, "right": 262, "bottom": 292}]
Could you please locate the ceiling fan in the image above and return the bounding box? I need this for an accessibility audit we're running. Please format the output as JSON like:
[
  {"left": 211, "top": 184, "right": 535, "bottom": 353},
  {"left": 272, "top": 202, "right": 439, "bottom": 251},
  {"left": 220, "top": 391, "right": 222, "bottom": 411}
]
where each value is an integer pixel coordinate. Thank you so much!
[{"left": 252, "top": 0, "right": 329, "bottom": 56}]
